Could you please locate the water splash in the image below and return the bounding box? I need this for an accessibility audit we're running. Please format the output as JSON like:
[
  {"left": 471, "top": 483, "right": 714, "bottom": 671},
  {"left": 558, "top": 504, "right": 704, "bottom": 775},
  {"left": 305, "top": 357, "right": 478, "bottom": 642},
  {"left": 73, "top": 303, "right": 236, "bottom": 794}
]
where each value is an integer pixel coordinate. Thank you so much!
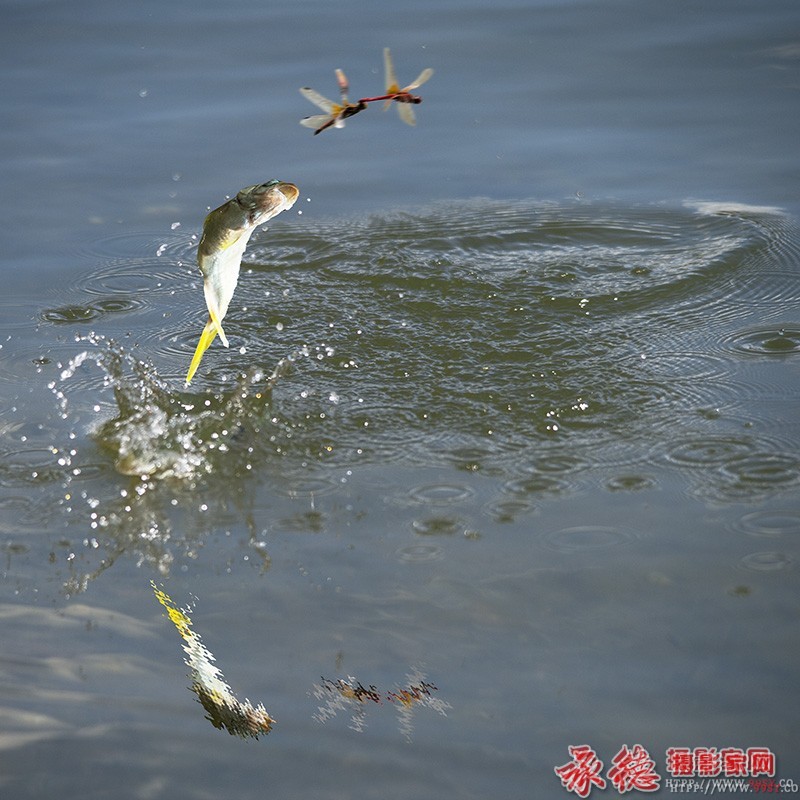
[
  {"left": 52, "top": 331, "right": 315, "bottom": 481},
  {"left": 39, "top": 332, "right": 331, "bottom": 594}
]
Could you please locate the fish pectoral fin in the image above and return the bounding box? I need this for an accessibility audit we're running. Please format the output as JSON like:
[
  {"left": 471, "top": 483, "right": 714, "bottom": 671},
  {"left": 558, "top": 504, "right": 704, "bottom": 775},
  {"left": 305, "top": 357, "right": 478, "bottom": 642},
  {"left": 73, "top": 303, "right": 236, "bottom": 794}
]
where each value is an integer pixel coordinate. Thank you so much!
[
  {"left": 207, "top": 307, "right": 230, "bottom": 348},
  {"left": 186, "top": 318, "right": 219, "bottom": 385}
]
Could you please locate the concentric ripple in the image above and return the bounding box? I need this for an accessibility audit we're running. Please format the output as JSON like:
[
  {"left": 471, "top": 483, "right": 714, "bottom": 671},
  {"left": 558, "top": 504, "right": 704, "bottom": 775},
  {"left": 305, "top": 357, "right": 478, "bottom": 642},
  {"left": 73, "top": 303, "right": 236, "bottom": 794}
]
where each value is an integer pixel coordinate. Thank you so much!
[
  {"left": 738, "top": 552, "right": 793, "bottom": 572},
  {"left": 688, "top": 451, "right": 800, "bottom": 504},
  {"left": 74, "top": 230, "right": 194, "bottom": 261},
  {"left": 719, "top": 453, "right": 800, "bottom": 491},
  {"left": 407, "top": 482, "right": 475, "bottom": 506},
  {"left": 664, "top": 436, "right": 759, "bottom": 468},
  {"left": 411, "top": 515, "right": 465, "bottom": 536},
  {"left": 41, "top": 298, "right": 146, "bottom": 325},
  {"left": 540, "top": 525, "right": 639, "bottom": 554},
  {"left": 605, "top": 474, "right": 658, "bottom": 492},
  {"left": 483, "top": 497, "right": 537, "bottom": 524},
  {"left": 721, "top": 326, "right": 800, "bottom": 357},
  {"left": 71, "top": 261, "right": 192, "bottom": 304},
  {"left": 734, "top": 510, "right": 800, "bottom": 538},
  {"left": 396, "top": 544, "right": 444, "bottom": 562}
]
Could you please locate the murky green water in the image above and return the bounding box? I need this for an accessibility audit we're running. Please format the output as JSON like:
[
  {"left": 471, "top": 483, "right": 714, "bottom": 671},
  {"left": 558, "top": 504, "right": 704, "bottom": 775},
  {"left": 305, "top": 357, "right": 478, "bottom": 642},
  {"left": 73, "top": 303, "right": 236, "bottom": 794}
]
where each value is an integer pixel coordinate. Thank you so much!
[{"left": 11, "top": 200, "right": 798, "bottom": 564}]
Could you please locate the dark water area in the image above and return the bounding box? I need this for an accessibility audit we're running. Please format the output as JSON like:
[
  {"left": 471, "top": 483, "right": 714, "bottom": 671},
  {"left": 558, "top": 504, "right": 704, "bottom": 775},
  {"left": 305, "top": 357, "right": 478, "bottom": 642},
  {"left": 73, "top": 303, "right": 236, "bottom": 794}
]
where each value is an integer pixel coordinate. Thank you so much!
[{"left": 2, "top": 1, "right": 799, "bottom": 798}]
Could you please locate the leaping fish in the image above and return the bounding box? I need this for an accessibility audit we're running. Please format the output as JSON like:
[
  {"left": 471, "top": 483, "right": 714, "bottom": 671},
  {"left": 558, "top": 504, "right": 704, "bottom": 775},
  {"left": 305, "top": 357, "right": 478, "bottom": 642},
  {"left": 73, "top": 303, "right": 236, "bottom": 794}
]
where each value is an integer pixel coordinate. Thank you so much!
[{"left": 186, "top": 180, "right": 300, "bottom": 384}]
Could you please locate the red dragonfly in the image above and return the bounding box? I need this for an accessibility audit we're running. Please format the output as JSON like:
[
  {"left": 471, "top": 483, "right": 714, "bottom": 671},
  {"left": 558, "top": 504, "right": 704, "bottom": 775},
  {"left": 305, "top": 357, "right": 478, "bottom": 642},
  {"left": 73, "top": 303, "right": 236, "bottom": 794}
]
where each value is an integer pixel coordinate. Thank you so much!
[
  {"left": 358, "top": 48, "right": 434, "bottom": 126},
  {"left": 299, "top": 69, "right": 367, "bottom": 135}
]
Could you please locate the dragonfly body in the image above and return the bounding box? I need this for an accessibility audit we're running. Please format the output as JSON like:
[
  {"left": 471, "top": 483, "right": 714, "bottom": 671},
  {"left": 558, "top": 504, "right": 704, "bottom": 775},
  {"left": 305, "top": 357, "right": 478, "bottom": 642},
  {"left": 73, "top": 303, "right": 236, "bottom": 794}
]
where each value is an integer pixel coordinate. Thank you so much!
[
  {"left": 186, "top": 180, "right": 299, "bottom": 384},
  {"left": 358, "top": 91, "right": 423, "bottom": 105}
]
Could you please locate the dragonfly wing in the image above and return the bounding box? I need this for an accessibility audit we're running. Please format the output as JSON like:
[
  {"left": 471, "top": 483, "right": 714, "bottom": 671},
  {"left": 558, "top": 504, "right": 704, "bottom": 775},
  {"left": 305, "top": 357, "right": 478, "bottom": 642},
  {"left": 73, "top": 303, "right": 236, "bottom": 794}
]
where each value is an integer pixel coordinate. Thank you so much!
[
  {"left": 299, "top": 87, "right": 337, "bottom": 113},
  {"left": 398, "top": 102, "right": 416, "bottom": 126},
  {"left": 404, "top": 68, "right": 433, "bottom": 91},
  {"left": 335, "top": 68, "right": 349, "bottom": 102},
  {"left": 383, "top": 47, "right": 400, "bottom": 94},
  {"left": 300, "top": 113, "right": 335, "bottom": 129}
]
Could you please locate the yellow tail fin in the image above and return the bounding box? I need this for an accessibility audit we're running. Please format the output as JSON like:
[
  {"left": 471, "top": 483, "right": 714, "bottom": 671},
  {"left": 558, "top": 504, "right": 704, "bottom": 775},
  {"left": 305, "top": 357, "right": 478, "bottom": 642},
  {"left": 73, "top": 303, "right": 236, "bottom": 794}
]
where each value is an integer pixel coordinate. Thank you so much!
[
  {"left": 186, "top": 318, "right": 218, "bottom": 384},
  {"left": 208, "top": 306, "right": 229, "bottom": 349},
  {"left": 151, "top": 581, "right": 193, "bottom": 642}
]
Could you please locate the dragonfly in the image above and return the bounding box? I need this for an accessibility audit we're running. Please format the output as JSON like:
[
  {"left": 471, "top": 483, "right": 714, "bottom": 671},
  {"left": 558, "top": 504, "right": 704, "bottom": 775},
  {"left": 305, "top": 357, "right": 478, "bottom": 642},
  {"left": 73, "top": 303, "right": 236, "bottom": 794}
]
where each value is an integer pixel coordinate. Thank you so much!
[
  {"left": 299, "top": 69, "right": 367, "bottom": 135},
  {"left": 358, "top": 48, "right": 434, "bottom": 126}
]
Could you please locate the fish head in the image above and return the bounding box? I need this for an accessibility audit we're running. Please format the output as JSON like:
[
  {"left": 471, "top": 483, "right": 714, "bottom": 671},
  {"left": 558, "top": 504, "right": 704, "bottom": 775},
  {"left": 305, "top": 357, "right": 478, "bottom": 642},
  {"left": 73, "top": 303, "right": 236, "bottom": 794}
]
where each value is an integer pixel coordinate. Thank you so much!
[
  {"left": 235, "top": 180, "right": 300, "bottom": 226},
  {"left": 199, "top": 179, "right": 300, "bottom": 259}
]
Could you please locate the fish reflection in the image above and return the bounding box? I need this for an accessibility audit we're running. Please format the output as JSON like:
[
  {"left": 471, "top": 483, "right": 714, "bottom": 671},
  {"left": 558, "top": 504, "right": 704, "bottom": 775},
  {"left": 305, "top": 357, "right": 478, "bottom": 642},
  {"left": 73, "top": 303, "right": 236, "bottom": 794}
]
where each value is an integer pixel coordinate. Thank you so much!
[
  {"left": 152, "top": 582, "right": 274, "bottom": 738},
  {"left": 312, "top": 670, "right": 449, "bottom": 740}
]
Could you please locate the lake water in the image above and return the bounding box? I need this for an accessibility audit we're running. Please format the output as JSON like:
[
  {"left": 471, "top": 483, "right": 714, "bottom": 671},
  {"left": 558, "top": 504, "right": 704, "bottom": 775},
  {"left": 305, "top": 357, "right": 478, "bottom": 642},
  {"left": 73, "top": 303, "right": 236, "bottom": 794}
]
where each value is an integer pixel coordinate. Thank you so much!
[{"left": 2, "top": 0, "right": 799, "bottom": 797}]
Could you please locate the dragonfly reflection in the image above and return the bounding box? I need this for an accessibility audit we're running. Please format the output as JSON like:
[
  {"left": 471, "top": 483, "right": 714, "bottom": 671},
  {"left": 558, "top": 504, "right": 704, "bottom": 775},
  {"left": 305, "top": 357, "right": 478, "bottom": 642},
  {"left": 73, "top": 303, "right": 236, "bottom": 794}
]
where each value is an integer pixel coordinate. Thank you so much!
[
  {"left": 312, "top": 670, "right": 449, "bottom": 740},
  {"left": 299, "top": 69, "right": 367, "bottom": 135}
]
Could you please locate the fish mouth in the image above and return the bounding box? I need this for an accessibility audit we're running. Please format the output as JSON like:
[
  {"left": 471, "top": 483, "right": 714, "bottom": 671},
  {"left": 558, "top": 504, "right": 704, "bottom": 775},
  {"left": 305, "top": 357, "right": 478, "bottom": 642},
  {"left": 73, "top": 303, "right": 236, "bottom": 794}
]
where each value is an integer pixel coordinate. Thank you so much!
[
  {"left": 276, "top": 182, "right": 300, "bottom": 207},
  {"left": 237, "top": 180, "right": 300, "bottom": 224}
]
